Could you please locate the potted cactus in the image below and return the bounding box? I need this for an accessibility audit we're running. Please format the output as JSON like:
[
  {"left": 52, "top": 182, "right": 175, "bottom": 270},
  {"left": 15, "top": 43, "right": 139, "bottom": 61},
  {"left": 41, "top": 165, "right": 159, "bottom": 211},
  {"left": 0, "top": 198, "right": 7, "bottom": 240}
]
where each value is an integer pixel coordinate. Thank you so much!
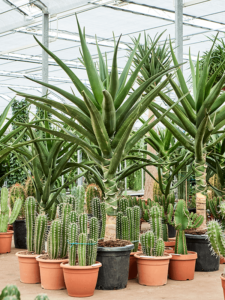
[
  {"left": 0, "top": 187, "right": 22, "bottom": 254},
  {"left": 167, "top": 200, "right": 204, "bottom": 280},
  {"left": 61, "top": 214, "right": 101, "bottom": 297},
  {"left": 207, "top": 220, "right": 225, "bottom": 299},
  {"left": 92, "top": 197, "right": 106, "bottom": 239},
  {"left": 9, "top": 183, "right": 26, "bottom": 249},
  {"left": 85, "top": 183, "right": 102, "bottom": 216},
  {"left": 36, "top": 203, "right": 72, "bottom": 290},
  {"left": 116, "top": 203, "right": 141, "bottom": 280},
  {"left": 16, "top": 196, "right": 47, "bottom": 284},
  {"left": 135, "top": 205, "right": 172, "bottom": 286}
]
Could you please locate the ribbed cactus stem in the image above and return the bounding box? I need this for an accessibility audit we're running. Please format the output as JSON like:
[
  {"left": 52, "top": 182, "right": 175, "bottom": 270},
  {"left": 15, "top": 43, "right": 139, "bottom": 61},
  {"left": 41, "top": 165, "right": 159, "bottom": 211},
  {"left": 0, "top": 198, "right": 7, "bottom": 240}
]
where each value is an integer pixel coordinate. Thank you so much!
[
  {"left": 25, "top": 177, "right": 36, "bottom": 197},
  {"left": 126, "top": 207, "right": 134, "bottom": 242},
  {"left": 133, "top": 206, "right": 140, "bottom": 252},
  {"left": 68, "top": 211, "right": 78, "bottom": 224},
  {"left": 34, "top": 215, "right": 47, "bottom": 254},
  {"left": 68, "top": 223, "right": 78, "bottom": 266},
  {"left": 100, "top": 202, "right": 106, "bottom": 239},
  {"left": 140, "top": 231, "right": 154, "bottom": 256},
  {"left": 25, "top": 197, "right": 36, "bottom": 252},
  {"left": 155, "top": 238, "right": 165, "bottom": 256},
  {"left": 78, "top": 233, "right": 87, "bottom": 266},
  {"left": 47, "top": 219, "right": 61, "bottom": 259},
  {"left": 207, "top": 220, "right": 225, "bottom": 257},
  {"left": 175, "top": 230, "right": 187, "bottom": 255},
  {"left": 149, "top": 206, "right": 163, "bottom": 240},
  {"left": 60, "top": 203, "right": 72, "bottom": 258},
  {"left": 116, "top": 211, "right": 123, "bottom": 239},
  {"left": 162, "top": 221, "right": 169, "bottom": 242},
  {"left": 1, "top": 187, "right": 8, "bottom": 213},
  {"left": 119, "top": 198, "right": 128, "bottom": 214},
  {"left": 92, "top": 197, "right": 101, "bottom": 220},
  {"left": 88, "top": 217, "right": 98, "bottom": 265},
  {"left": 86, "top": 184, "right": 102, "bottom": 214},
  {"left": 122, "top": 216, "right": 129, "bottom": 240},
  {"left": 79, "top": 213, "right": 88, "bottom": 234},
  {"left": 77, "top": 185, "right": 85, "bottom": 214}
]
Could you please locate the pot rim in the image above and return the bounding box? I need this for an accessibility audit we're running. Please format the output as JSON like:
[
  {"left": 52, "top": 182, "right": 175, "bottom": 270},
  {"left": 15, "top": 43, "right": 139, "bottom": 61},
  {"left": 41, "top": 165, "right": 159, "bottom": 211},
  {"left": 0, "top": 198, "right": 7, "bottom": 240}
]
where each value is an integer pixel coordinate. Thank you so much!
[
  {"left": 130, "top": 251, "right": 142, "bottom": 256},
  {"left": 134, "top": 253, "right": 172, "bottom": 260},
  {"left": 185, "top": 234, "right": 207, "bottom": 240},
  {"left": 16, "top": 251, "right": 39, "bottom": 258},
  {"left": 169, "top": 250, "right": 197, "bottom": 261},
  {"left": 36, "top": 255, "right": 68, "bottom": 263},
  {"left": 60, "top": 261, "right": 102, "bottom": 270},
  {"left": 0, "top": 230, "right": 14, "bottom": 235},
  {"left": 97, "top": 244, "right": 134, "bottom": 252}
]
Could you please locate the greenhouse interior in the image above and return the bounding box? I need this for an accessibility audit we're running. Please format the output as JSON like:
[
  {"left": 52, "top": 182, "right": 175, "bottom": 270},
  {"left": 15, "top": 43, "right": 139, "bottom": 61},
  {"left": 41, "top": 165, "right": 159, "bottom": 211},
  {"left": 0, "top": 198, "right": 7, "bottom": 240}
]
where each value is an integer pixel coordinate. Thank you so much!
[{"left": 1, "top": 0, "right": 225, "bottom": 299}]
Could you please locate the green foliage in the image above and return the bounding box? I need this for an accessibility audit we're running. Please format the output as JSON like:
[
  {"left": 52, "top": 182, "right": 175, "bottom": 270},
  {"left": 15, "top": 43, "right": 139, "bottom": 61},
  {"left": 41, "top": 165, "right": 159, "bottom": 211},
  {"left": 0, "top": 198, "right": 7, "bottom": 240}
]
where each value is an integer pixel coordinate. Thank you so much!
[
  {"left": 121, "top": 215, "right": 129, "bottom": 240},
  {"left": 47, "top": 219, "right": 61, "bottom": 259},
  {"left": 86, "top": 184, "right": 102, "bottom": 214},
  {"left": 78, "top": 213, "right": 88, "bottom": 234},
  {"left": 9, "top": 183, "right": 26, "bottom": 219},
  {"left": 78, "top": 233, "right": 87, "bottom": 266},
  {"left": 0, "top": 285, "right": 20, "bottom": 300},
  {"left": 24, "top": 177, "right": 36, "bottom": 198},
  {"left": 60, "top": 203, "right": 72, "bottom": 257},
  {"left": 207, "top": 220, "right": 225, "bottom": 257},
  {"left": 68, "top": 222, "right": 78, "bottom": 266},
  {"left": 25, "top": 196, "right": 36, "bottom": 252},
  {"left": 100, "top": 202, "right": 106, "bottom": 239},
  {"left": 0, "top": 187, "right": 22, "bottom": 232},
  {"left": 168, "top": 200, "right": 204, "bottom": 254},
  {"left": 34, "top": 215, "right": 47, "bottom": 255}
]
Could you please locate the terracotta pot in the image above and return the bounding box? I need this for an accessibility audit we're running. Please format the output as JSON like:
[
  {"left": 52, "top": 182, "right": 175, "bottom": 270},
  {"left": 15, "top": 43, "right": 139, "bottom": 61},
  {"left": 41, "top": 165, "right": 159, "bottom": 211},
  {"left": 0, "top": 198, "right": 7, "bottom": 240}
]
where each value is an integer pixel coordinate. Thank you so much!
[
  {"left": 61, "top": 261, "right": 102, "bottom": 297},
  {"left": 164, "top": 247, "right": 174, "bottom": 254},
  {"left": 138, "top": 243, "right": 142, "bottom": 251},
  {"left": 36, "top": 256, "right": 68, "bottom": 290},
  {"left": 7, "top": 224, "right": 13, "bottom": 231},
  {"left": 168, "top": 251, "right": 197, "bottom": 281},
  {"left": 164, "top": 238, "right": 175, "bottom": 250},
  {"left": 221, "top": 274, "right": 225, "bottom": 299},
  {"left": 128, "top": 251, "right": 141, "bottom": 280},
  {"left": 0, "top": 231, "right": 13, "bottom": 254},
  {"left": 16, "top": 251, "right": 40, "bottom": 283},
  {"left": 135, "top": 253, "right": 172, "bottom": 286},
  {"left": 220, "top": 257, "right": 225, "bottom": 264}
]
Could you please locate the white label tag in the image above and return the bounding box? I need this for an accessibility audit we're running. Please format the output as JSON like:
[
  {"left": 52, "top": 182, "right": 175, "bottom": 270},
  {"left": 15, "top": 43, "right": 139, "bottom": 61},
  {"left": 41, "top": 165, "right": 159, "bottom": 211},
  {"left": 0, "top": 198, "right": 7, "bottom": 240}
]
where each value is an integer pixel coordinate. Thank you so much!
[
  {"left": 172, "top": 254, "right": 181, "bottom": 256},
  {"left": 92, "top": 263, "right": 101, "bottom": 267}
]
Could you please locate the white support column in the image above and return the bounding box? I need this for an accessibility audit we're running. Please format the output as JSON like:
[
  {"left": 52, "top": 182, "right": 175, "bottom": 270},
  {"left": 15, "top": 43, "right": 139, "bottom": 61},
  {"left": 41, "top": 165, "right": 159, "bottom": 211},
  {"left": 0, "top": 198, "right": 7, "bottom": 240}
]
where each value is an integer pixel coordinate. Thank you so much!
[
  {"left": 42, "top": 13, "right": 49, "bottom": 96},
  {"left": 175, "top": 0, "right": 183, "bottom": 72}
]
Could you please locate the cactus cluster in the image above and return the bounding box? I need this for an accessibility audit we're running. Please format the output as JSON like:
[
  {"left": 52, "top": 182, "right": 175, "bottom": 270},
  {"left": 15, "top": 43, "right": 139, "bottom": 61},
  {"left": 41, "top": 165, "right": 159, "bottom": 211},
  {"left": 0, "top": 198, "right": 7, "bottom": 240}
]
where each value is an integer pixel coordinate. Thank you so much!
[
  {"left": 68, "top": 214, "right": 99, "bottom": 267},
  {"left": 140, "top": 231, "right": 165, "bottom": 256},
  {"left": 116, "top": 205, "right": 140, "bottom": 252},
  {"left": 9, "top": 183, "right": 26, "bottom": 219},
  {"left": 0, "top": 187, "right": 22, "bottom": 233},
  {"left": 25, "top": 196, "right": 46, "bottom": 254},
  {"left": 86, "top": 184, "right": 102, "bottom": 214},
  {"left": 168, "top": 200, "right": 204, "bottom": 254}
]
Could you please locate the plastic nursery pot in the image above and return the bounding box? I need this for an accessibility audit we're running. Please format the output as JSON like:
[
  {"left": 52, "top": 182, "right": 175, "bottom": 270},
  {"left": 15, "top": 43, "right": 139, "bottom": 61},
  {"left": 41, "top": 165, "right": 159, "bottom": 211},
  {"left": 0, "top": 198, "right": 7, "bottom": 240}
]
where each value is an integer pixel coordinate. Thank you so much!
[
  {"left": 164, "top": 238, "right": 175, "bottom": 250},
  {"left": 135, "top": 253, "right": 172, "bottom": 286},
  {"left": 128, "top": 251, "right": 141, "bottom": 280},
  {"left": 185, "top": 234, "right": 219, "bottom": 271},
  {"left": 13, "top": 220, "right": 27, "bottom": 249},
  {"left": 61, "top": 261, "right": 102, "bottom": 297},
  {"left": 168, "top": 224, "right": 176, "bottom": 238},
  {"left": 168, "top": 251, "right": 197, "bottom": 281},
  {"left": 221, "top": 274, "right": 225, "bottom": 300},
  {"left": 16, "top": 251, "right": 41, "bottom": 284},
  {"left": 0, "top": 230, "right": 14, "bottom": 254},
  {"left": 36, "top": 256, "right": 68, "bottom": 290},
  {"left": 96, "top": 244, "right": 134, "bottom": 290}
]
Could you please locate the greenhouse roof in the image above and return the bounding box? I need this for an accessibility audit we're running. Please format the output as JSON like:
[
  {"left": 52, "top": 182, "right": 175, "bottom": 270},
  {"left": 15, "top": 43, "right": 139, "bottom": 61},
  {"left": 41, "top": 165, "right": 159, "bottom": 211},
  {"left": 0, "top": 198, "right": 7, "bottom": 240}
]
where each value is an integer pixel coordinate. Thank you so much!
[{"left": 0, "top": 0, "right": 225, "bottom": 115}]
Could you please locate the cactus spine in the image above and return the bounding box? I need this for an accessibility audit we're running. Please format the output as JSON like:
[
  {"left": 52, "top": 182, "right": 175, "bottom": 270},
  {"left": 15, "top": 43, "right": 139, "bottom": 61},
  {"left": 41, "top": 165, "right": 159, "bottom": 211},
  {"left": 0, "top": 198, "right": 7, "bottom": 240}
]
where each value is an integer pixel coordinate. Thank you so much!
[
  {"left": 68, "top": 211, "right": 78, "bottom": 224},
  {"left": 88, "top": 217, "right": 98, "bottom": 265},
  {"left": 34, "top": 215, "right": 47, "bottom": 254},
  {"left": 68, "top": 223, "right": 78, "bottom": 266},
  {"left": 78, "top": 233, "right": 87, "bottom": 266},
  {"left": 149, "top": 206, "right": 163, "bottom": 240},
  {"left": 0, "top": 187, "right": 22, "bottom": 233},
  {"left": 79, "top": 213, "right": 88, "bottom": 234},
  {"left": 25, "top": 197, "right": 36, "bottom": 252},
  {"left": 133, "top": 206, "right": 140, "bottom": 252},
  {"left": 207, "top": 220, "right": 225, "bottom": 257},
  {"left": 60, "top": 203, "right": 72, "bottom": 258},
  {"left": 92, "top": 198, "right": 101, "bottom": 220},
  {"left": 86, "top": 184, "right": 102, "bottom": 214},
  {"left": 47, "top": 219, "right": 61, "bottom": 259},
  {"left": 100, "top": 202, "right": 106, "bottom": 239}
]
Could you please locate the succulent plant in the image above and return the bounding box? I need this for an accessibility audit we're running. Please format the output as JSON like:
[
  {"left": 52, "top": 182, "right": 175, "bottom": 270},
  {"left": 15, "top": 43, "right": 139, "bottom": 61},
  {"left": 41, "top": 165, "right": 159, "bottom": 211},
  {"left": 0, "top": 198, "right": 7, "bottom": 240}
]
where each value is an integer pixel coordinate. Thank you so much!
[
  {"left": 78, "top": 233, "right": 87, "bottom": 266},
  {"left": 25, "top": 196, "right": 36, "bottom": 252},
  {"left": 208, "top": 196, "right": 225, "bottom": 229},
  {"left": 116, "top": 211, "right": 123, "bottom": 239},
  {"left": 0, "top": 187, "right": 22, "bottom": 233},
  {"left": 77, "top": 185, "right": 85, "bottom": 214},
  {"left": 92, "top": 197, "right": 101, "bottom": 220},
  {"left": 78, "top": 213, "right": 88, "bottom": 234},
  {"left": 207, "top": 220, "right": 225, "bottom": 257},
  {"left": 117, "top": 198, "right": 128, "bottom": 214},
  {"left": 68, "top": 211, "right": 78, "bottom": 224},
  {"left": 60, "top": 203, "right": 72, "bottom": 258},
  {"left": 87, "top": 217, "right": 98, "bottom": 265},
  {"left": 0, "top": 285, "right": 20, "bottom": 300},
  {"left": 34, "top": 215, "right": 47, "bottom": 255},
  {"left": 24, "top": 177, "right": 36, "bottom": 198},
  {"left": 86, "top": 184, "right": 102, "bottom": 214},
  {"left": 149, "top": 206, "right": 163, "bottom": 240},
  {"left": 100, "top": 202, "right": 106, "bottom": 239},
  {"left": 68, "top": 222, "right": 78, "bottom": 266},
  {"left": 121, "top": 215, "right": 129, "bottom": 240},
  {"left": 34, "top": 294, "right": 50, "bottom": 300},
  {"left": 168, "top": 200, "right": 204, "bottom": 254},
  {"left": 140, "top": 231, "right": 165, "bottom": 256},
  {"left": 47, "top": 219, "right": 62, "bottom": 259},
  {"left": 9, "top": 183, "right": 26, "bottom": 219}
]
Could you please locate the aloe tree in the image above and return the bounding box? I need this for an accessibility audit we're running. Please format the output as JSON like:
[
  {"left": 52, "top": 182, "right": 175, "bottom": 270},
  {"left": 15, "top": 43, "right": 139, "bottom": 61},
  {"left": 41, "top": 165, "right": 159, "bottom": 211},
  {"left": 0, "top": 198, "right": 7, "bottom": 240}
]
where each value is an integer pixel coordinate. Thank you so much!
[
  {"left": 12, "top": 17, "right": 182, "bottom": 215},
  {"left": 148, "top": 35, "right": 225, "bottom": 229}
]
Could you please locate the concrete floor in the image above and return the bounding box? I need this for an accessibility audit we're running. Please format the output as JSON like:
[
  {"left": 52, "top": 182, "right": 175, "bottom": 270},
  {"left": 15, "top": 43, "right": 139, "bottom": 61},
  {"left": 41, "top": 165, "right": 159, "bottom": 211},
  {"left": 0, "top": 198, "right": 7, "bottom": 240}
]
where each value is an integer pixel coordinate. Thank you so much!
[{"left": 0, "top": 245, "right": 224, "bottom": 300}]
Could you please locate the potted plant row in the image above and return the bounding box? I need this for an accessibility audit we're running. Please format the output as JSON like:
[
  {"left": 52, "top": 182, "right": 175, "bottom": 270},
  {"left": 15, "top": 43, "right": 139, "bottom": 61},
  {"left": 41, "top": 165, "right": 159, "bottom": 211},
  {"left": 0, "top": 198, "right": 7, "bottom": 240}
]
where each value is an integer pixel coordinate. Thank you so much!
[{"left": 0, "top": 187, "right": 22, "bottom": 254}]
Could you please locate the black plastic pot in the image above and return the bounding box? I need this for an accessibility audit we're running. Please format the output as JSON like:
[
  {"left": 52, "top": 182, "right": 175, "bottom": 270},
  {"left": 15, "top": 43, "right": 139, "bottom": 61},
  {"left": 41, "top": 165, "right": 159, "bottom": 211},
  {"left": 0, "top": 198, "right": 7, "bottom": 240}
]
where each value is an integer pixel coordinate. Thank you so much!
[
  {"left": 13, "top": 220, "right": 27, "bottom": 249},
  {"left": 188, "top": 208, "right": 196, "bottom": 214},
  {"left": 168, "top": 224, "right": 176, "bottom": 238},
  {"left": 96, "top": 244, "right": 134, "bottom": 290},
  {"left": 186, "top": 234, "right": 219, "bottom": 272}
]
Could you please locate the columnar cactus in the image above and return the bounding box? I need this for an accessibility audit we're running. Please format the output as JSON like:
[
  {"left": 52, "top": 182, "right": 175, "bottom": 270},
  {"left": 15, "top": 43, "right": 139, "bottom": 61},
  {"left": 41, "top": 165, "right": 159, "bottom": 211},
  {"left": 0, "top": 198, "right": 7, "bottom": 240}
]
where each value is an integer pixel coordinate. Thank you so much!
[
  {"left": 118, "top": 198, "right": 128, "bottom": 214},
  {"left": 60, "top": 203, "right": 72, "bottom": 258},
  {"left": 25, "top": 197, "right": 36, "bottom": 252},
  {"left": 78, "top": 233, "right": 87, "bottom": 266},
  {"left": 24, "top": 177, "right": 36, "bottom": 198},
  {"left": 68, "top": 223, "right": 78, "bottom": 266},
  {"left": 78, "top": 213, "right": 88, "bottom": 234},
  {"left": 0, "top": 187, "right": 22, "bottom": 233},
  {"left": 92, "top": 198, "right": 101, "bottom": 220},
  {"left": 122, "top": 216, "right": 129, "bottom": 240},
  {"left": 149, "top": 206, "right": 163, "bottom": 240},
  {"left": 168, "top": 200, "right": 204, "bottom": 254},
  {"left": 67, "top": 196, "right": 77, "bottom": 211},
  {"left": 47, "top": 202, "right": 57, "bottom": 221},
  {"left": 116, "top": 211, "right": 123, "bottom": 239},
  {"left": 126, "top": 207, "right": 134, "bottom": 242},
  {"left": 68, "top": 211, "right": 78, "bottom": 224},
  {"left": 47, "top": 219, "right": 61, "bottom": 259},
  {"left": 140, "top": 231, "right": 165, "bottom": 257},
  {"left": 77, "top": 185, "right": 85, "bottom": 214},
  {"left": 86, "top": 184, "right": 102, "bottom": 214},
  {"left": 208, "top": 196, "right": 225, "bottom": 229},
  {"left": 34, "top": 215, "right": 47, "bottom": 255},
  {"left": 100, "top": 202, "right": 106, "bottom": 239},
  {"left": 9, "top": 183, "right": 26, "bottom": 219},
  {"left": 207, "top": 220, "right": 225, "bottom": 257},
  {"left": 133, "top": 206, "right": 140, "bottom": 252},
  {"left": 88, "top": 217, "right": 98, "bottom": 265}
]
